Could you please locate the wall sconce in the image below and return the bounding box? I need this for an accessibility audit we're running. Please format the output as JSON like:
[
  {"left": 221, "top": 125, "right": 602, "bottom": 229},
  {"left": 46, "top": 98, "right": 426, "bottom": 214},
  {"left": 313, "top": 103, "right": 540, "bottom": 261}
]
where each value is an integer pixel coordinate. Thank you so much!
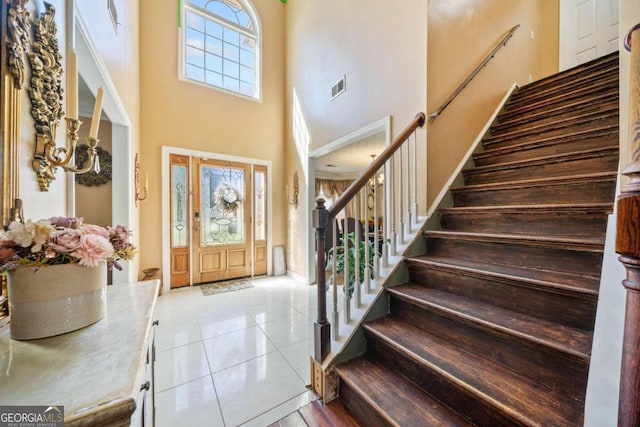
[
  {"left": 287, "top": 170, "right": 299, "bottom": 209},
  {"left": 29, "top": 3, "right": 104, "bottom": 191},
  {"left": 135, "top": 153, "right": 148, "bottom": 207}
]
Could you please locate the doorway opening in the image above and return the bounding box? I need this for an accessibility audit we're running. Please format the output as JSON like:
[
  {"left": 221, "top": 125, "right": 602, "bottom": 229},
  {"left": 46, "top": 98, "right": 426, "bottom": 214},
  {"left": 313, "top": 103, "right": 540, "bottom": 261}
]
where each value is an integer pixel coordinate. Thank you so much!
[{"left": 305, "top": 116, "right": 391, "bottom": 284}]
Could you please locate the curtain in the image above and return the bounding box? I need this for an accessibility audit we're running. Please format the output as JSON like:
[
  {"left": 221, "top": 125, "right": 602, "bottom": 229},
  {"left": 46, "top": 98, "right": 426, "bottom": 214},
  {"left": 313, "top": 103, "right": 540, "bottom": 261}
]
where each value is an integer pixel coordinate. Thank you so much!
[{"left": 315, "top": 178, "right": 355, "bottom": 217}]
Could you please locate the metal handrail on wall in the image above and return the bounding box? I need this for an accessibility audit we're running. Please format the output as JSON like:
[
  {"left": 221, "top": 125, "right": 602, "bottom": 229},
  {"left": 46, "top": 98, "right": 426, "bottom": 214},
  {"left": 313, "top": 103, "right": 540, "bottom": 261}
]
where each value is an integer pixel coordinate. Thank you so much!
[
  {"left": 312, "top": 112, "right": 426, "bottom": 363},
  {"left": 429, "top": 24, "right": 520, "bottom": 121}
]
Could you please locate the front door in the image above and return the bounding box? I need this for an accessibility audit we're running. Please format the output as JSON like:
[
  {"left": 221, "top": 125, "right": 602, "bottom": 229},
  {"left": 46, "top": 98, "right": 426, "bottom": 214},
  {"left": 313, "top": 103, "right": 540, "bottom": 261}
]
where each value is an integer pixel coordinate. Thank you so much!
[
  {"left": 192, "top": 158, "right": 252, "bottom": 283},
  {"left": 560, "top": 0, "right": 619, "bottom": 70}
]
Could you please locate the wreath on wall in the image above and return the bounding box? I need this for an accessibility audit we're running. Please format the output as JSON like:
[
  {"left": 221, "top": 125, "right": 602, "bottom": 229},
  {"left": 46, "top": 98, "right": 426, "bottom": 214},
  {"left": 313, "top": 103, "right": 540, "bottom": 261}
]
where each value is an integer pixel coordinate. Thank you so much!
[{"left": 74, "top": 144, "right": 113, "bottom": 186}]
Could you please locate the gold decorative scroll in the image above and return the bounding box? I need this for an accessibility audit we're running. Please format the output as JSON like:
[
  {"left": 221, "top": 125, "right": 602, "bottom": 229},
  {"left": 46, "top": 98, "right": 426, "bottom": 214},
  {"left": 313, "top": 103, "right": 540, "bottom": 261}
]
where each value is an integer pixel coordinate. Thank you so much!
[{"left": 29, "top": 1, "right": 64, "bottom": 191}]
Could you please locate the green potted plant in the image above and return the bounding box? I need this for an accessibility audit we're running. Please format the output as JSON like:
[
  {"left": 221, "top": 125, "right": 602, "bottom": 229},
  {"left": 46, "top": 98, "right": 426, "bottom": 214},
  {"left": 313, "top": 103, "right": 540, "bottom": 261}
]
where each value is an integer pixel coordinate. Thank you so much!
[{"left": 327, "top": 232, "right": 375, "bottom": 298}]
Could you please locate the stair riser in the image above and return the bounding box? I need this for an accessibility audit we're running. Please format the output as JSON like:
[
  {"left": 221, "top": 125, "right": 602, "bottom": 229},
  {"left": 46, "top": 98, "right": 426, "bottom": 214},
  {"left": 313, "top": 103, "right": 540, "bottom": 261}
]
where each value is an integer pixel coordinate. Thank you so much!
[
  {"left": 338, "top": 381, "right": 393, "bottom": 427},
  {"left": 438, "top": 210, "right": 608, "bottom": 241},
  {"left": 500, "top": 83, "right": 619, "bottom": 123},
  {"left": 425, "top": 237, "right": 603, "bottom": 278},
  {"left": 494, "top": 102, "right": 618, "bottom": 137},
  {"left": 474, "top": 133, "right": 619, "bottom": 166},
  {"left": 365, "top": 335, "right": 526, "bottom": 427},
  {"left": 463, "top": 153, "right": 619, "bottom": 185},
  {"left": 452, "top": 180, "right": 616, "bottom": 206},
  {"left": 388, "top": 299, "right": 589, "bottom": 403},
  {"left": 483, "top": 116, "right": 619, "bottom": 150},
  {"left": 405, "top": 261, "right": 597, "bottom": 330}
]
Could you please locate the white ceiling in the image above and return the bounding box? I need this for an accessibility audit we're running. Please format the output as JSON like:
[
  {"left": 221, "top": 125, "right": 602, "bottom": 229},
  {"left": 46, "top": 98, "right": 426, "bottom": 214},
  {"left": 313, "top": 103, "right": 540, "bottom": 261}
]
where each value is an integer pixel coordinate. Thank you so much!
[{"left": 315, "top": 132, "right": 386, "bottom": 179}]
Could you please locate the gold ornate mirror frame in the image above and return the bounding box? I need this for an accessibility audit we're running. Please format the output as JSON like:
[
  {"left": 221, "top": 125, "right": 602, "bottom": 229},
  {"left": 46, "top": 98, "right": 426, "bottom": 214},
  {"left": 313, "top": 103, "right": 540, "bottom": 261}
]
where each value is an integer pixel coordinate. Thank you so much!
[{"left": 1, "top": 0, "right": 30, "bottom": 318}]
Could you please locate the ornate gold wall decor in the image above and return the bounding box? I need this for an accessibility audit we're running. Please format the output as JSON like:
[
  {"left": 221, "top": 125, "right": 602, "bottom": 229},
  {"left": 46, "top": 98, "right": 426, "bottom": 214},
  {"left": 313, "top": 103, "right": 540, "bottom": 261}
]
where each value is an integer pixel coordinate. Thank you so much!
[
  {"left": 134, "top": 153, "right": 148, "bottom": 206},
  {"left": 29, "top": 1, "right": 64, "bottom": 191},
  {"left": 6, "top": 0, "right": 30, "bottom": 87},
  {"left": 289, "top": 170, "right": 299, "bottom": 208}
]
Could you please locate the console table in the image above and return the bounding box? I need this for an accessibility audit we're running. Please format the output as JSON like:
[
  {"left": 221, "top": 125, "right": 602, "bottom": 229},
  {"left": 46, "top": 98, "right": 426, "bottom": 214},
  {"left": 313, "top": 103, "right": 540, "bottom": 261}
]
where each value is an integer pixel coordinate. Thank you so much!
[{"left": 0, "top": 280, "right": 160, "bottom": 426}]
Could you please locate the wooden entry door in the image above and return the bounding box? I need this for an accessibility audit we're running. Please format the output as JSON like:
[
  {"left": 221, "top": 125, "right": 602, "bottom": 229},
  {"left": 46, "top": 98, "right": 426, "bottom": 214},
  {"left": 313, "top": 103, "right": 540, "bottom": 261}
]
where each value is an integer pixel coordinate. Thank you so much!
[{"left": 192, "top": 158, "right": 252, "bottom": 283}]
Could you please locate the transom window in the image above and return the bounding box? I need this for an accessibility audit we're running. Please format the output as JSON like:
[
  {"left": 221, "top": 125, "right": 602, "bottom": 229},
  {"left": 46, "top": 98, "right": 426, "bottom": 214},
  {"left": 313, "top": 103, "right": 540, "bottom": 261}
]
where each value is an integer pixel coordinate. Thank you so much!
[{"left": 182, "top": 0, "right": 259, "bottom": 99}]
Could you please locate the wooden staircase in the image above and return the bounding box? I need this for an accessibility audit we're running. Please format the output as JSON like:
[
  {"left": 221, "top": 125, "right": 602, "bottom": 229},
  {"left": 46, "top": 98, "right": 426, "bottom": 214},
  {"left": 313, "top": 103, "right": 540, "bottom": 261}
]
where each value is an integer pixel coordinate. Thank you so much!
[{"left": 332, "top": 52, "right": 619, "bottom": 426}]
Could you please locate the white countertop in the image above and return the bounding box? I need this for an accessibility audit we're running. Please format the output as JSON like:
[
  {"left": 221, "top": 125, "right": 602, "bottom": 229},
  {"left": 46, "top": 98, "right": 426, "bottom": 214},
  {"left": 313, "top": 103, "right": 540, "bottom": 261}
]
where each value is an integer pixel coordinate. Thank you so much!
[{"left": 0, "top": 280, "right": 159, "bottom": 425}]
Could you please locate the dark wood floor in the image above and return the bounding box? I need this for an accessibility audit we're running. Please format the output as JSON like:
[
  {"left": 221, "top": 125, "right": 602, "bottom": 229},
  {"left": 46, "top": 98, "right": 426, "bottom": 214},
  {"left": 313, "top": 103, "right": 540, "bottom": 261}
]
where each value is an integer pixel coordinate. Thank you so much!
[{"left": 269, "top": 399, "right": 361, "bottom": 427}]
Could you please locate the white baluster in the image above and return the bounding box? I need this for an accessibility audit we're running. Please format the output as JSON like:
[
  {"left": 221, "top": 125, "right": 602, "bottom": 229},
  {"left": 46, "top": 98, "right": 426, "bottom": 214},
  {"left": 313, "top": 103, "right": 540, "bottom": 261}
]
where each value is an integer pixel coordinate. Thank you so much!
[
  {"left": 331, "top": 219, "right": 339, "bottom": 339},
  {"left": 354, "top": 192, "right": 361, "bottom": 308}
]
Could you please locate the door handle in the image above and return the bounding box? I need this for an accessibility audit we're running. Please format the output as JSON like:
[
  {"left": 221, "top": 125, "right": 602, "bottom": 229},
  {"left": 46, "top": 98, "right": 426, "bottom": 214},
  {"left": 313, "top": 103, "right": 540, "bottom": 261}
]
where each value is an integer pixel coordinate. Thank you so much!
[{"left": 193, "top": 226, "right": 199, "bottom": 231}]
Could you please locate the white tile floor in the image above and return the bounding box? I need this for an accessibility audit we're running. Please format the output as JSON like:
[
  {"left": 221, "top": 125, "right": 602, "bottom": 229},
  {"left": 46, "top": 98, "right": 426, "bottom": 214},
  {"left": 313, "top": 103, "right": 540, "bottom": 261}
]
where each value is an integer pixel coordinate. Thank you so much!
[{"left": 153, "top": 276, "right": 318, "bottom": 427}]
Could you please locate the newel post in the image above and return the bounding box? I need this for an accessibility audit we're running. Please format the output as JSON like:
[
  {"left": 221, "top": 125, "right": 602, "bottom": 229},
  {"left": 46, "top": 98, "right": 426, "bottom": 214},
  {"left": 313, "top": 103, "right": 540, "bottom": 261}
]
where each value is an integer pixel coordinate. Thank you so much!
[
  {"left": 617, "top": 23, "right": 640, "bottom": 427},
  {"left": 313, "top": 198, "right": 331, "bottom": 362}
]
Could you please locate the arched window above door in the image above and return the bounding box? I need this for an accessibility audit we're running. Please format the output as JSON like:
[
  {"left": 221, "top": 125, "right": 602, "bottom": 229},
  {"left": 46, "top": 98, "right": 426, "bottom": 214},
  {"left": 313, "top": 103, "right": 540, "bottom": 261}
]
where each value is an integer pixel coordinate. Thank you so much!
[{"left": 181, "top": 0, "right": 260, "bottom": 99}]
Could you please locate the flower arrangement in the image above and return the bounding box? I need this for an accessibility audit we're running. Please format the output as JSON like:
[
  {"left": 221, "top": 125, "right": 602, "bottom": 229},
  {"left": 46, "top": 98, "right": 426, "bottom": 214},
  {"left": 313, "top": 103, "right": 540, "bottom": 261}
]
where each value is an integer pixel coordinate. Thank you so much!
[
  {"left": 0, "top": 217, "right": 136, "bottom": 273},
  {"left": 214, "top": 183, "right": 241, "bottom": 214}
]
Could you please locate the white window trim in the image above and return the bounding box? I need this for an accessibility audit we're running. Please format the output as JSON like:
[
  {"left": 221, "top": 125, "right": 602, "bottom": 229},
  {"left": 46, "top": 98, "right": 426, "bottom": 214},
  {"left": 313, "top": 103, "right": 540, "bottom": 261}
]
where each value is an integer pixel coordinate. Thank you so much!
[{"left": 178, "top": 0, "right": 262, "bottom": 101}]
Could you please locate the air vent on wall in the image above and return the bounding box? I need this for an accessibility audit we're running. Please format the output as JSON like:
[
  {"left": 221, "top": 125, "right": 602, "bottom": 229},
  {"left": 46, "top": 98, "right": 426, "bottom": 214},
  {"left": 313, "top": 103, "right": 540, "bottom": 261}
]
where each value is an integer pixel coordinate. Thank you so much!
[{"left": 331, "top": 76, "right": 346, "bottom": 100}]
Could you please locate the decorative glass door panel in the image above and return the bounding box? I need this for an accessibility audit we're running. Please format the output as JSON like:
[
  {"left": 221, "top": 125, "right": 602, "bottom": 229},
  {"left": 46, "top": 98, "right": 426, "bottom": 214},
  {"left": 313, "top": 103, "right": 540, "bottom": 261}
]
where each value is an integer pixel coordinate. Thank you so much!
[
  {"left": 169, "top": 154, "right": 190, "bottom": 288},
  {"left": 254, "top": 165, "right": 267, "bottom": 275},
  {"left": 201, "top": 165, "right": 246, "bottom": 246},
  {"left": 193, "top": 158, "right": 251, "bottom": 283}
]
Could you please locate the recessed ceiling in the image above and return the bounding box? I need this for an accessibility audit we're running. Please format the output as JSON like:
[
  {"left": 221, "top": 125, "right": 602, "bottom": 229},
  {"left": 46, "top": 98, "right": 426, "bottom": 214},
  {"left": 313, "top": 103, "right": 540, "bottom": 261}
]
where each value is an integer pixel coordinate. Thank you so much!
[{"left": 315, "top": 132, "right": 386, "bottom": 179}]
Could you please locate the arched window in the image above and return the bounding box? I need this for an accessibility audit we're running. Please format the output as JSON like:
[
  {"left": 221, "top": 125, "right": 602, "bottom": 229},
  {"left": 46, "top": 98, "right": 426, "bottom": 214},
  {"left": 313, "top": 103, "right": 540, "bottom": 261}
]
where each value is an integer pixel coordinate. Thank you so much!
[{"left": 181, "top": 0, "right": 260, "bottom": 99}]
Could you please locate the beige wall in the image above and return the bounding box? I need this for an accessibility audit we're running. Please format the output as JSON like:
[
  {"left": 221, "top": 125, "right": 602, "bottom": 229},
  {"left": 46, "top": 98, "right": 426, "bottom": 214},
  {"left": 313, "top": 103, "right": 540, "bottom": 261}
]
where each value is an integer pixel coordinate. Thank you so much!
[
  {"left": 427, "top": 0, "right": 559, "bottom": 205},
  {"left": 139, "top": 0, "right": 286, "bottom": 280},
  {"left": 75, "top": 118, "right": 113, "bottom": 227},
  {"left": 285, "top": 0, "right": 428, "bottom": 277}
]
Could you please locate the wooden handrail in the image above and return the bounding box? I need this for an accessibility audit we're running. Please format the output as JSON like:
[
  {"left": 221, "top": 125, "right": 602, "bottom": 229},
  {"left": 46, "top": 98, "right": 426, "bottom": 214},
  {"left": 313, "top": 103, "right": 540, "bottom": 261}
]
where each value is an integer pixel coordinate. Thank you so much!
[
  {"left": 617, "top": 22, "right": 640, "bottom": 426},
  {"left": 312, "top": 112, "right": 425, "bottom": 363},
  {"left": 429, "top": 24, "right": 520, "bottom": 121}
]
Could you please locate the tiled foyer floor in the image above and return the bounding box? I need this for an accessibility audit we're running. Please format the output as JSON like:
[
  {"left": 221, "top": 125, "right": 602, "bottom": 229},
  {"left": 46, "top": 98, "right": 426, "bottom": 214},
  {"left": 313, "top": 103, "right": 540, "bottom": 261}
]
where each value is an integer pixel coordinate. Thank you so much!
[{"left": 153, "top": 276, "right": 318, "bottom": 426}]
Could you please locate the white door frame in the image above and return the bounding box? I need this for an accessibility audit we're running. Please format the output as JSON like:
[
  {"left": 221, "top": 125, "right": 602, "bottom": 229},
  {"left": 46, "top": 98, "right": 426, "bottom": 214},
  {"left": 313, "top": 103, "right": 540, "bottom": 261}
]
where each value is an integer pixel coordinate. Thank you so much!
[
  {"left": 161, "top": 146, "right": 273, "bottom": 294},
  {"left": 67, "top": 1, "right": 133, "bottom": 284},
  {"left": 305, "top": 116, "right": 391, "bottom": 285}
]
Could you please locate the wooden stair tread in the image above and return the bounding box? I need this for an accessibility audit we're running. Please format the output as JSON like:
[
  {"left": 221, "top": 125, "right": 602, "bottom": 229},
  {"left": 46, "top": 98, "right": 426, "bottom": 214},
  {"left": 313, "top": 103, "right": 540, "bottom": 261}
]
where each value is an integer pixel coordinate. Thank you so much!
[
  {"left": 464, "top": 146, "right": 619, "bottom": 176},
  {"left": 513, "top": 54, "right": 618, "bottom": 100},
  {"left": 408, "top": 255, "right": 600, "bottom": 295},
  {"left": 498, "top": 86, "right": 618, "bottom": 124},
  {"left": 424, "top": 230, "right": 604, "bottom": 250},
  {"left": 362, "top": 318, "right": 579, "bottom": 426},
  {"left": 475, "top": 126, "right": 618, "bottom": 160},
  {"left": 438, "top": 203, "right": 613, "bottom": 214},
  {"left": 387, "top": 285, "right": 592, "bottom": 359},
  {"left": 516, "top": 52, "right": 617, "bottom": 92},
  {"left": 486, "top": 106, "right": 618, "bottom": 142},
  {"left": 452, "top": 171, "right": 617, "bottom": 192},
  {"left": 335, "top": 357, "right": 474, "bottom": 427},
  {"left": 507, "top": 73, "right": 618, "bottom": 112}
]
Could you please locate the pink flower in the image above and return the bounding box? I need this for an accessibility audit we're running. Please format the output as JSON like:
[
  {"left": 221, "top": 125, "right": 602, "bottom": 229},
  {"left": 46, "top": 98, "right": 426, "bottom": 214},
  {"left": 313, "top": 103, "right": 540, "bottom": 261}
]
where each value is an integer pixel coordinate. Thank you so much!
[
  {"left": 71, "top": 234, "right": 114, "bottom": 267},
  {"left": 48, "top": 228, "right": 85, "bottom": 252},
  {"left": 82, "top": 224, "right": 109, "bottom": 239}
]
